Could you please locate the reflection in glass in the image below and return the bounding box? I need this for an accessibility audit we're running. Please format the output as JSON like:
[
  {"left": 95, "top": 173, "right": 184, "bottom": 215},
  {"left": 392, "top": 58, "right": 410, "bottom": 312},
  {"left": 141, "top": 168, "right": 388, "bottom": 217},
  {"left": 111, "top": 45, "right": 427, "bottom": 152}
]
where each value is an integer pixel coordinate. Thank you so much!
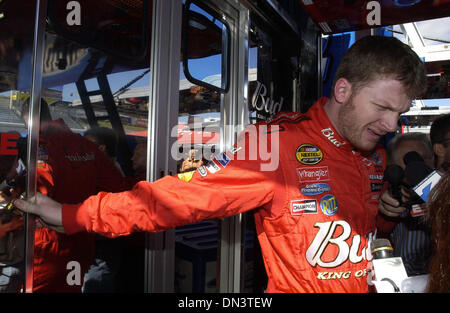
[
  {"left": 0, "top": 0, "right": 37, "bottom": 294},
  {"left": 183, "top": 1, "right": 229, "bottom": 92}
]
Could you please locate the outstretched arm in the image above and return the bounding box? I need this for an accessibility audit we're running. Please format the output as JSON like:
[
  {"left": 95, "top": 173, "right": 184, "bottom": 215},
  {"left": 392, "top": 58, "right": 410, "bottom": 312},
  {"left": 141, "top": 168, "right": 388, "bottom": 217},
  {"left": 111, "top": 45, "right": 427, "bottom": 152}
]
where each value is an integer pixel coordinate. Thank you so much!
[{"left": 15, "top": 125, "right": 278, "bottom": 238}]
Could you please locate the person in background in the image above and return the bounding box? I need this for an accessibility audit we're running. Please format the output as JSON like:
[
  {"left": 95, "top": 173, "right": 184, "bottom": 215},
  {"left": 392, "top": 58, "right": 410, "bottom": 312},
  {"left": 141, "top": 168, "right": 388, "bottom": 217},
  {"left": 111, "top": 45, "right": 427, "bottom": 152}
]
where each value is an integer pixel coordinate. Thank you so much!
[
  {"left": 83, "top": 137, "right": 148, "bottom": 292},
  {"left": 116, "top": 139, "right": 147, "bottom": 292},
  {"left": 429, "top": 113, "right": 450, "bottom": 172},
  {"left": 382, "top": 133, "right": 434, "bottom": 276},
  {"left": 425, "top": 171, "right": 449, "bottom": 293},
  {"left": 84, "top": 127, "right": 124, "bottom": 176},
  {"left": 20, "top": 99, "right": 125, "bottom": 292},
  {"left": 130, "top": 141, "right": 147, "bottom": 181},
  {"left": 82, "top": 126, "right": 126, "bottom": 293}
]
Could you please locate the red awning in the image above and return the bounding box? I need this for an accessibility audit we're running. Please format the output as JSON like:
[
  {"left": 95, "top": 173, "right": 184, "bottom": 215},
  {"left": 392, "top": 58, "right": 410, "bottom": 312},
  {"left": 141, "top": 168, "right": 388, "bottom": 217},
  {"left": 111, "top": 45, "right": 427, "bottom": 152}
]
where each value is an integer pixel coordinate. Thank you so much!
[{"left": 297, "top": 0, "right": 450, "bottom": 34}]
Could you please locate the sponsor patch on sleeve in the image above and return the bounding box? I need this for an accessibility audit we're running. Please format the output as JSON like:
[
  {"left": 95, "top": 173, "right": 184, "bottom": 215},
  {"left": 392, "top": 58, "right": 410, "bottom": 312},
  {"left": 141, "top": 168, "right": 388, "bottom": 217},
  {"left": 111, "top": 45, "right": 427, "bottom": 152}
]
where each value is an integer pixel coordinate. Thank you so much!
[
  {"left": 197, "top": 165, "right": 208, "bottom": 177},
  {"left": 216, "top": 152, "right": 231, "bottom": 168},
  {"left": 206, "top": 160, "right": 221, "bottom": 174}
]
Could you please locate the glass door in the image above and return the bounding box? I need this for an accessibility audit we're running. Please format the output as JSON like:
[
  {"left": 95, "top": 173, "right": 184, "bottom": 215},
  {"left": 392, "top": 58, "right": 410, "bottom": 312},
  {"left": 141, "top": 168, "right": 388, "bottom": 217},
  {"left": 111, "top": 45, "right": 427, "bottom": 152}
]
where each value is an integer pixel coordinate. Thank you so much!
[{"left": 0, "top": 0, "right": 38, "bottom": 293}]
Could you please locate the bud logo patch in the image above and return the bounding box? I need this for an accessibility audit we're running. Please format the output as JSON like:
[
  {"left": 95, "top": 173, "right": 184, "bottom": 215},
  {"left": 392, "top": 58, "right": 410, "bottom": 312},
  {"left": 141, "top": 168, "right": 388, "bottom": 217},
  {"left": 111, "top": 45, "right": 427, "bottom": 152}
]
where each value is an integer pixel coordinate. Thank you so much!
[
  {"left": 321, "top": 128, "right": 346, "bottom": 147},
  {"left": 295, "top": 144, "right": 323, "bottom": 165}
]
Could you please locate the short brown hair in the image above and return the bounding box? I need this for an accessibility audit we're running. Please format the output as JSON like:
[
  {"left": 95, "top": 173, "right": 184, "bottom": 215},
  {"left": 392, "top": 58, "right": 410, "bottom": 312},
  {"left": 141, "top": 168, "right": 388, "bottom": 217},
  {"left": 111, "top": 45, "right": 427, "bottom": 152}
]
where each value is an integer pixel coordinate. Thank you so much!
[
  {"left": 430, "top": 113, "right": 450, "bottom": 146},
  {"left": 332, "top": 36, "right": 426, "bottom": 99}
]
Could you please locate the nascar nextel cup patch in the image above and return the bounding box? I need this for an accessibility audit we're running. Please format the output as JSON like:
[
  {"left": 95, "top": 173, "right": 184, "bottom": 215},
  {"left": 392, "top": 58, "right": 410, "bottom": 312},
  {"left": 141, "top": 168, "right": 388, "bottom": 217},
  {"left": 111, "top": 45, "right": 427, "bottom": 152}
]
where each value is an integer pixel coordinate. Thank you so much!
[{"left": 295, "top": 144, "right": 323, "bottom": 165}]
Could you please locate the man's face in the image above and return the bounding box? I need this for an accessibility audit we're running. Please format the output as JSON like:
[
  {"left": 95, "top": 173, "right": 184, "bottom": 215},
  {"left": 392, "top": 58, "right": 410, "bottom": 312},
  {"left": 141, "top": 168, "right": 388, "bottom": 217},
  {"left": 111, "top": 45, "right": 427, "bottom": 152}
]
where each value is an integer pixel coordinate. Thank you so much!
[
  {"left": 435, "top": 131, "right": 450, "bottom": 170},
  {"left": 337, "top": 79, "right": 411, "bottom": 152},
  {"left": 444, "top": 139, "right": 450, "bottom": 165}
]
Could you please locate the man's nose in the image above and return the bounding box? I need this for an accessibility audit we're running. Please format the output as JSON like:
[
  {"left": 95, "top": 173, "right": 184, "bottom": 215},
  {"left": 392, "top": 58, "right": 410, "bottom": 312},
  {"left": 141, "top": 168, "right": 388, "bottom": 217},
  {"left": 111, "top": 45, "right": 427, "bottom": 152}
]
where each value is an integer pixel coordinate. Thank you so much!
[{"left": 380, "top": 112, "right": 399, "bottom": 133}]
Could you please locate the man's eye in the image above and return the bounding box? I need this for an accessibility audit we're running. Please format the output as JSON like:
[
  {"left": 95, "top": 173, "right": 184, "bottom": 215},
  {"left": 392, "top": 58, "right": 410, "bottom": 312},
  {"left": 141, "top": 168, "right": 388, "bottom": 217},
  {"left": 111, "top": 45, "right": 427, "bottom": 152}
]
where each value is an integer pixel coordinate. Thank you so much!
[{"left": 375, "top": 104, "right": 387, "bottom": 111}]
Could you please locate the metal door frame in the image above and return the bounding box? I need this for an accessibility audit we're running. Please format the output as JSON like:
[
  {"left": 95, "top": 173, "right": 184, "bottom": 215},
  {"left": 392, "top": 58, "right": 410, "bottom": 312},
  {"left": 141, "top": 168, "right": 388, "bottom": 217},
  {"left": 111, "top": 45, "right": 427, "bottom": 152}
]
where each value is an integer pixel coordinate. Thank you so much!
[
  {"left": 193, "top": 0, "right": 250, "bottom": 293},
  {"left": 144, "top": 0, "right": 182, "bottom": 293},
  {"left": 216, "top": 1, "right": 249, "bottom": 293},
  {"left": 145, "top": 0, "right": 250, "bottom": 293},
  {"left": 24, "top": 0, "right": 48, "bottom": 293}
]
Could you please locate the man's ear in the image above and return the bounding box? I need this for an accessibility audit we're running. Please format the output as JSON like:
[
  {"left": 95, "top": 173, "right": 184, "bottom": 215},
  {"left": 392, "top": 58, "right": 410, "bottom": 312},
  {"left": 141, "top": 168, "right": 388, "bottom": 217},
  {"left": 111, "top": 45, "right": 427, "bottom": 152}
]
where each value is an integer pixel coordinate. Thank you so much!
[
  {"left": 98, "top": 144, "right": 106, "bottom": 153},
  {"left": 333, "top": 78, "right": 353, "bottom": 104},
  {"left": 433, "top": 143, "right": 445, "bottom": 158}
]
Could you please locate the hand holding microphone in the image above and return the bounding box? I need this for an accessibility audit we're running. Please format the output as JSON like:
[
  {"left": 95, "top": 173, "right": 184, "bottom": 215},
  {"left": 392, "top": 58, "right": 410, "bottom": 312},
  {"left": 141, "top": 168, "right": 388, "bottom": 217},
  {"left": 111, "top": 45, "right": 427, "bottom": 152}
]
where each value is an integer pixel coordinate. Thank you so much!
[
  {"left": 379, "top": 151, "right": 442, "bottom": 219},
  {"left": 379, "top": 165, "right": 409, "bottom": 218},
  {"left": 383, "top": 164, "right": 405, "bottom": 205}
]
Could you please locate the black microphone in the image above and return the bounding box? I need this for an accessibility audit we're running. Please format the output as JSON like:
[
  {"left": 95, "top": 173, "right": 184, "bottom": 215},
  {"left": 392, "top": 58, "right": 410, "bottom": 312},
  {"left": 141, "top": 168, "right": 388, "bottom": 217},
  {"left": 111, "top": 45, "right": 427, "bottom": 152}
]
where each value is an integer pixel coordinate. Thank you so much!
[
  {"left": 369, "top": 239, "right": 408, "bottom": 293},
  {"left": 403, "top": 150, "right": 425, "bottom": 166},
  {"left": 383, "top": 164, "right": 404, "bottom": 204},
  {"left": 403, "top": 151, "right": 442, "bottom": 203},
  {"left": 403, "top": 151, "right": 433, "bottom": 187}
]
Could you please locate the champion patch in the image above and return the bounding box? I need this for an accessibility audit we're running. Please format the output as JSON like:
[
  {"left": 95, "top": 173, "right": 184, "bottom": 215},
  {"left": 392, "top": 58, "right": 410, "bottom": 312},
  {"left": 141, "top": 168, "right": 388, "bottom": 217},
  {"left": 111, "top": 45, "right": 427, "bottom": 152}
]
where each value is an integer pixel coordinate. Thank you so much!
[
  {"left": 320, "top": 194, "right": 338, "bottom": 216},
  {"left": 290, "top": 199, "right": 318, "bottom": 216},
  {"left": 295, "top": 144, "right": 323, "bottom": 165}
]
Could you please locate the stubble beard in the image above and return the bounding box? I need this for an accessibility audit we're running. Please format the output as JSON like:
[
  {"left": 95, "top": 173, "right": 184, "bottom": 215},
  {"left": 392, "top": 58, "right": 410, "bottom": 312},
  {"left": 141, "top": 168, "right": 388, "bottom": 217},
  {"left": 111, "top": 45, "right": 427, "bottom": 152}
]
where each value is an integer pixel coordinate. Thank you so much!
[{"left": 337, "top": 97, "right": 376, "bottom": 152}]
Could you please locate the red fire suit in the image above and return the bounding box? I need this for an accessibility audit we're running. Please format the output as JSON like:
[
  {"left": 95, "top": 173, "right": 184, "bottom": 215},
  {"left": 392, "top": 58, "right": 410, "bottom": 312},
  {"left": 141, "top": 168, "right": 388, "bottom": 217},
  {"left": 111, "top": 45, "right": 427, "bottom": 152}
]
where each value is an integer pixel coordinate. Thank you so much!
[
  {"left": 34, "top": 119, "right": 125, "bottom": 292},
  {"left": 62, "top": 98, "right": 386, "bottom": 293}
]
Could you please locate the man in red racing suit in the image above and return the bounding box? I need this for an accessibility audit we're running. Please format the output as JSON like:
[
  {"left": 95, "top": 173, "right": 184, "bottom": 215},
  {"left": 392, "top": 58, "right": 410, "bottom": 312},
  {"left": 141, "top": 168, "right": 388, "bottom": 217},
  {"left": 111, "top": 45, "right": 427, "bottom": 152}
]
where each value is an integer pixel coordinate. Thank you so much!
[
  {"left": 33, "top": 118, "right": 125, "bottom": 292},
  {"left": 15, "top": 36, "right": 426, "bottom": 293},
  {"left": 60, "top": 98, "right": 384, "bottom": 293}
]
